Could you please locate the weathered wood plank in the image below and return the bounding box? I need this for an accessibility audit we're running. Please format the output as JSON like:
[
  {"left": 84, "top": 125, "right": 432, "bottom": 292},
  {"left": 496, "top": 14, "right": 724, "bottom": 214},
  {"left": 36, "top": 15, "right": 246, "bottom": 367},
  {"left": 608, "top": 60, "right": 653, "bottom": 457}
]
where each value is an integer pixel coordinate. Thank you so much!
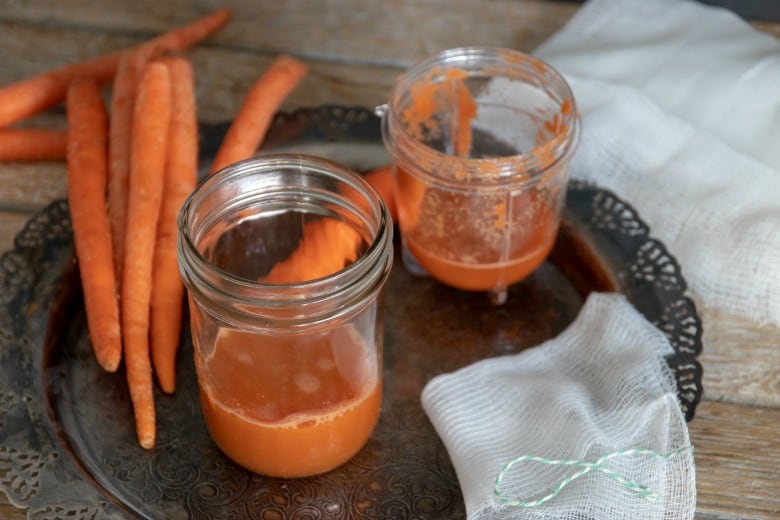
[
  {"left": 0, "top": 0, "right": 578, "bottom": 67},
  {"left": 690, "top": 401, "right": 780, "bottom": 519},
  {"left": 753, "top": 20, "right": 780, "bottom": 37},
  {"left": 0, "top": 162, "right": 67, "bottom": 212},
  {"left": 0, "top": 498, "right": 24, "bottom": 520},
  {"left": 700, "top": 308, "right": 780, "bottom": 408},
  {"left": 0, "top": 21, "right": 401, "bottom": 124},
  {"left": 3, "top": 0, "right": 777, "bottom": 70}
]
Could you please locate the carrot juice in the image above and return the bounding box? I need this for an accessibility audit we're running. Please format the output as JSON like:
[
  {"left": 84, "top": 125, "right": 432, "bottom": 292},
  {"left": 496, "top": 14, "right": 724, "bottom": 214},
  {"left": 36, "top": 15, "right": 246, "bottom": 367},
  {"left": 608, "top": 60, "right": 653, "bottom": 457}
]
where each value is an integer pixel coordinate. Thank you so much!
[
  {"left": 404, "top": 227, "right": 557, "bottom": 292},
  {"left": 396, "top": 166, "right": 560, "bottom": 291},
  {"left": 195, "top": 325, "right": 381, "bottom": 478},
  {"left": 178, "top": 155, "right": 394, "bottom": 479}
]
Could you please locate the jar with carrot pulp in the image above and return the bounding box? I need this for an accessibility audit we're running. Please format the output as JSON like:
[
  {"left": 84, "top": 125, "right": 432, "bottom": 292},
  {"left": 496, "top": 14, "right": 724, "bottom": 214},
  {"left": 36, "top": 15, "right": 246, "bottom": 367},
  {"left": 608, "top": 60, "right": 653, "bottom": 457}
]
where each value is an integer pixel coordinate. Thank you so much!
[
  {"left": 178, "top": 154, "right": 393, "bottom": 478},
  {"left": 379, "top": 47, "right": 580, "bottom": 304}
]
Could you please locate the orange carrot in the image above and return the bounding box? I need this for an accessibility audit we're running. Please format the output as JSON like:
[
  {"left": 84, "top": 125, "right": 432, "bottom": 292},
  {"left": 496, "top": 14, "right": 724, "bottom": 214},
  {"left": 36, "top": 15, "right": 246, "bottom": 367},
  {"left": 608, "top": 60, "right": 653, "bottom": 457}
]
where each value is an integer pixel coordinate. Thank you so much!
[
  {"left": 0, "top": 128, "right": 67, "bottom": 161},
  {"left": 142, "top": 9, "right": 230, "bottom": 55},
  {"left": 0, "top": 9, "right": 230, "bottom": 128},
  {"left": 121, "top": 61, "right": 172, "bottom": 449},
  {"left": 0, "top": 54, "right": 118, "bottom": 129},
  {"left": 262, "top": 218, "right": 363, "bottom": 284},
  {"left": 261, "top": 164, "right": 396, "bottom": 284},
  {"left": 150, "top": 54, "right": 198, "bottom": 394},
  {"left": 262, "top": 164, "right": 397, "bottom": 284},
  {"left": 107, "top": 49, "right": 148, "bottom": 284},
  {"left": 364, "top": 164, "right": 397, "bottom": 223},
  {"left": 65, "top": 78, "right": 121, "bottom": 373},
  {"left": 210, "top": 55, "right": 308, "bottom": 173}
]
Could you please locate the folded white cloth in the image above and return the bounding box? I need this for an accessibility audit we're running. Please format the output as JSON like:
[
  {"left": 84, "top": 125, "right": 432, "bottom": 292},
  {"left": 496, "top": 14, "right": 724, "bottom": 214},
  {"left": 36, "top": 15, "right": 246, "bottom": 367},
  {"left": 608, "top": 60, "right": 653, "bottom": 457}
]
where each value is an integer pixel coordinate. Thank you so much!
[
  {"left": 421, "top": 293, "right": 696, "bottom": 519},
  {"left": 534, "top": 0, "right": 780, "bottom": 327}
]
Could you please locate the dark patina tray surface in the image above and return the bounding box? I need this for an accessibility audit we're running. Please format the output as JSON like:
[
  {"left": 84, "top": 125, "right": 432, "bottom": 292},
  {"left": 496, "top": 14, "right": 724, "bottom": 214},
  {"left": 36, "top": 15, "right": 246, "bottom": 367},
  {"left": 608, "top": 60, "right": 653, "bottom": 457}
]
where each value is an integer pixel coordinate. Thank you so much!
[{"left": 0, "top": 106, "right": 702, "bottom": 519}]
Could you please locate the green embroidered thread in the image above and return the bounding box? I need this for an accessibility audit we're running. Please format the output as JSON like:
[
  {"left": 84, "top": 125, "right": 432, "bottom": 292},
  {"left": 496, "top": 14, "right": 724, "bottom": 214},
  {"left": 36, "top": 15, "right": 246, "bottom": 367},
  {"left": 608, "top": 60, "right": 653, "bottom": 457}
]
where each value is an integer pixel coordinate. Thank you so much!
[{"left": 494, "top": 445, "right": 694, "bottom": 507}]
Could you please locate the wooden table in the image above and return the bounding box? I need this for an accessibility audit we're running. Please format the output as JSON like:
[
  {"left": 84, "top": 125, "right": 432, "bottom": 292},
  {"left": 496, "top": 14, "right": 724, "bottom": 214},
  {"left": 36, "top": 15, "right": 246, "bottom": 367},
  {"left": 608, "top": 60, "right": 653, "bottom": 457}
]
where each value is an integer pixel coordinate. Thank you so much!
[{"left": 1, "top": 2, "right": 778, "bottom": 518}]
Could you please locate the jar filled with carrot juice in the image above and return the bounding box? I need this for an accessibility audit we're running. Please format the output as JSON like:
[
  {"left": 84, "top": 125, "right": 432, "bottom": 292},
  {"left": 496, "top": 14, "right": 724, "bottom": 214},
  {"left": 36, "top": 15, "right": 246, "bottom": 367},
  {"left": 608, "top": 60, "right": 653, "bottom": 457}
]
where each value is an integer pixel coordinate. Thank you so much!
[
  {"left": 379, "top": 47, "right": 579, "bottom": 304},
  {"left": 178, "top": 154, "right": 393, "bottom": 478}
]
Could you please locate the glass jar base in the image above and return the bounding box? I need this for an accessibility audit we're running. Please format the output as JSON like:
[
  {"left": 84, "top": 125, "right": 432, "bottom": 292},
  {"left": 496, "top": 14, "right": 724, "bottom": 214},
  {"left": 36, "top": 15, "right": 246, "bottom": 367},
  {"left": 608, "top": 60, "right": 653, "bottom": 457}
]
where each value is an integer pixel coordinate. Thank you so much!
[{"left": 401, "top": 240, "right": 429, "bottom": 277}]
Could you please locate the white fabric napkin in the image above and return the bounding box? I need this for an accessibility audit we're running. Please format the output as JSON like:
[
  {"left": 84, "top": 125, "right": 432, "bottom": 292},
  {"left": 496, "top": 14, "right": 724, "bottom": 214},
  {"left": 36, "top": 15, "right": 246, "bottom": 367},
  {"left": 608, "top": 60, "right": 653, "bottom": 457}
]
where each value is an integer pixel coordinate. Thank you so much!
[
  {"left": 534, "top": 0, "right": 780, "bottom": 327},
  {"left": 421, "top": 293, "right": 696, "bottom": 519}
]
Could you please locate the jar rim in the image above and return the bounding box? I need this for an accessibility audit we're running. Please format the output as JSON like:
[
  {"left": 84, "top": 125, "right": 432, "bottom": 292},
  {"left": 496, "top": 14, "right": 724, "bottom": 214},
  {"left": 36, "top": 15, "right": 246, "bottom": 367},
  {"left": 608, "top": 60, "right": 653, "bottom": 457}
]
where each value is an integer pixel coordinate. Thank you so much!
[
  {"left": 382, "top": 46, "right": 580, "bottom": 189},
  {"left": 178, "top": 153, "right": 394, "bottom": 326}
]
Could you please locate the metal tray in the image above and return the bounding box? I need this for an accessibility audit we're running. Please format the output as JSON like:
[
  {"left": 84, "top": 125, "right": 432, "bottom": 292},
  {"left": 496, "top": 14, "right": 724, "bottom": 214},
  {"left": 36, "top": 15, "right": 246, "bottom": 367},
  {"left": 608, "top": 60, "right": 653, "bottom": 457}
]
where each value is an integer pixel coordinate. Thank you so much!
[{"left": 0, "top": 106, "right": 702, "bottom": 519}]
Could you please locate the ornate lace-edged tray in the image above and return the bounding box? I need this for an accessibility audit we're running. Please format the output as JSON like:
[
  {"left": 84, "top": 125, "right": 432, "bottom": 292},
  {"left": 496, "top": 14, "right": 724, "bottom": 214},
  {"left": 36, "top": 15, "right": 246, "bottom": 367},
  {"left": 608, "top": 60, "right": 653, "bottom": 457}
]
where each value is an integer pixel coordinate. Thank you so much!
[{"left": 0, "top": 106, "right": 702, "bottom": 519}]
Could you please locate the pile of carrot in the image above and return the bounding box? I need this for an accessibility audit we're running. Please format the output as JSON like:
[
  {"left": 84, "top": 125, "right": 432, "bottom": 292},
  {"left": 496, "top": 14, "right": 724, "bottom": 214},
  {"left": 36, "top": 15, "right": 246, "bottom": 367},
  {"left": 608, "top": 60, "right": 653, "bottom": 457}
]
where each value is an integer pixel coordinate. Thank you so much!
[
  {"left": 0, "top": 8, "right": 398, "bottom": 451},
  {"left": 0, "top": 9, "right": 228, "bottom": 450},
  {"left": 66, "top": 11, "right": 226, "bottom": 450}
]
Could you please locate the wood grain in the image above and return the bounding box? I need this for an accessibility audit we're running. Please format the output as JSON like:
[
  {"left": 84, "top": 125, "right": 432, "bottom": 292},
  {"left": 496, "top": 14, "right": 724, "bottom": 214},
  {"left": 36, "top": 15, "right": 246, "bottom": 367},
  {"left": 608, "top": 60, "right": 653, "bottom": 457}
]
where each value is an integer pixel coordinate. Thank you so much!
[
  {"left": 0, "top": 498, "right": 23, "bottom": 520},
  {"left": 0, "top": 162, "right": 67, "bottom": 212},
  {"left": 700, "top": 308, "right": 780, "bottom": 408},
  {"left": 0, "top": 0, "right": 577, "bottom": 66},
  {"left": 690, "top": 401, "right": 780, "bottom": 519}
]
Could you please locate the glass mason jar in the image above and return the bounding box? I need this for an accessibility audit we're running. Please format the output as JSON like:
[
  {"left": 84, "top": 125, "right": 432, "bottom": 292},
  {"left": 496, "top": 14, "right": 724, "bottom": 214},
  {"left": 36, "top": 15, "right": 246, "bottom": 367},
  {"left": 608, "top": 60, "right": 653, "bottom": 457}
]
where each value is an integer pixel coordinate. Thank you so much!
[
  {"left": 178, "top": 154, "right": 394, "bottom": 478},
  {"left": 379, "top": 47, "right": 580, "bottom": 305}
]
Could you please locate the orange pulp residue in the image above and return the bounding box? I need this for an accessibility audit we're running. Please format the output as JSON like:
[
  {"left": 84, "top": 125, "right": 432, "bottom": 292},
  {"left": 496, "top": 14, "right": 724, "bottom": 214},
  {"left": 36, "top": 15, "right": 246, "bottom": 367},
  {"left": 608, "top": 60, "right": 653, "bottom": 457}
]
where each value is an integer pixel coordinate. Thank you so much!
[
  {"left": 398, "top": 68, "right": 477, "bottom": 230},
  {"left": 533, "top": 97, "right": 572, "bottom": 170},
  {"left": 401, "top": 67, "right": 475, "bottom": 157},
  {"left": 399, "top": 179, "right": 559, "bottom": 291},
  {"left": 197, "top": 326, "right": 380, "bottom": 478}
]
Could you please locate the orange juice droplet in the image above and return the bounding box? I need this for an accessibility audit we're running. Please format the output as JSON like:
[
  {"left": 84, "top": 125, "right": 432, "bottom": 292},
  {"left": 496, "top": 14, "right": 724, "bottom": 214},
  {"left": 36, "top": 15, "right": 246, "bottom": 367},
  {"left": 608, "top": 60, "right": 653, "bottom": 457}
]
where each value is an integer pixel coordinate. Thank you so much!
[{"left": 196, "top": 326, "right": 381, "bottom": 478}]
